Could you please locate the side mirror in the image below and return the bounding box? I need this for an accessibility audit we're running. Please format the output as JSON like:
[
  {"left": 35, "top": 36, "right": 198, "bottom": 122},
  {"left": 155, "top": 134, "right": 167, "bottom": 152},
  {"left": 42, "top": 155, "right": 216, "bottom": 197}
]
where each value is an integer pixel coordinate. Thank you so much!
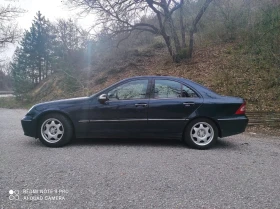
[{"left": 98, "top": 94, "right": 108, "bottom": 104}]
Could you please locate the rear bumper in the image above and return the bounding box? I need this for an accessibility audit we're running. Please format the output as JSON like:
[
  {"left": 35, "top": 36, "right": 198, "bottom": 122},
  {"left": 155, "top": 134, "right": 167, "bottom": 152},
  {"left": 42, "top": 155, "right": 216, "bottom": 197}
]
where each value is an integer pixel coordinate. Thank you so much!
[
  {"left": 217, "top": 116, "right": 249, "bottom": 138},
  {"left": 21, "top": 116, "right": 37, "bottom": 138}
]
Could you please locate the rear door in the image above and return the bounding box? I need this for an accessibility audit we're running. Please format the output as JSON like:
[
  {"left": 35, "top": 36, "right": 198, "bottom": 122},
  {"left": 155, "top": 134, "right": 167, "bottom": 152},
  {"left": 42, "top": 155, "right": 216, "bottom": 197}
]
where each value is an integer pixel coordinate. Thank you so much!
[{"left": 147, "top": 79, "right": 203, "bottom": 136}]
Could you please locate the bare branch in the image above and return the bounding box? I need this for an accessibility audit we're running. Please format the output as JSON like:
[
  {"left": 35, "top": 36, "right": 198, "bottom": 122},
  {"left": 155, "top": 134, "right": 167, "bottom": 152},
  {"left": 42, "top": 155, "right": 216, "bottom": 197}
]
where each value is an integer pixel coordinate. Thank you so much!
[
  {"left": 192, "top": 0, "right": 213, "bottom": 31},
  {"left": 116, "top": 32, "right": 132, "bottom": 48},
  {"left": 170, "top": 0, "right": 183, "bottom": 15},
  {"left": 0, "top": 3, "right": 25, "bottom": 55}
]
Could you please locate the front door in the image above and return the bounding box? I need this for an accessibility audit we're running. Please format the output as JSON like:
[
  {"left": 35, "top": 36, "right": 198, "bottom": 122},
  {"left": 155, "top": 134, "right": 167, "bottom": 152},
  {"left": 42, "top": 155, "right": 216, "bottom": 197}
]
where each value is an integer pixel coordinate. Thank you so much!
[{"left": 88, "top": 79, "right": 150, "bottom": 137}]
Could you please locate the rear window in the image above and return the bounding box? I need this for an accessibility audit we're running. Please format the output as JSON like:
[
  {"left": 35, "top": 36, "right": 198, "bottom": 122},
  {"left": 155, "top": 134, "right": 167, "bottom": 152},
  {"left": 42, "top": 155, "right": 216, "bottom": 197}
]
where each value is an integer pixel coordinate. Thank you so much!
[{"left": 154, "top": 79, "right": 198, "bottom": 98}]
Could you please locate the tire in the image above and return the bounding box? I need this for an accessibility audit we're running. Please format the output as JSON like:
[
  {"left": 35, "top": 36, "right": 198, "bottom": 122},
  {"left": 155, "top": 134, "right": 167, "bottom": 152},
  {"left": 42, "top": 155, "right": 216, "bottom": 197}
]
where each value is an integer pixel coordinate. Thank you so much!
[
  {"left": 184, "top": 118, "right": 218, "bottom": 149},
  {"left": 38, "top": 113, "right": 73, "bottom": 147}
]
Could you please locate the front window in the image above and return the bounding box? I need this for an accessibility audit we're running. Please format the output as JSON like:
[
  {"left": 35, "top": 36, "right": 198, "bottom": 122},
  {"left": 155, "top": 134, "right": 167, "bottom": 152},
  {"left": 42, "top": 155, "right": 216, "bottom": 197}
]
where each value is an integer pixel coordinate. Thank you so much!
[{"left": 108, "top": 80, "right": 149, "bottom": 100}]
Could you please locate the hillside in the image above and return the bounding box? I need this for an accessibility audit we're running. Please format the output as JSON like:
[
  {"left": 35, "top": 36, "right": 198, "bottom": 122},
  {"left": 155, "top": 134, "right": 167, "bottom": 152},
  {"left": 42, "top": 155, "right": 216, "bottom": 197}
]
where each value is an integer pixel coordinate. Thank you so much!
[{"left": 27, "top": 42, "right": 280, "bottom": 112}]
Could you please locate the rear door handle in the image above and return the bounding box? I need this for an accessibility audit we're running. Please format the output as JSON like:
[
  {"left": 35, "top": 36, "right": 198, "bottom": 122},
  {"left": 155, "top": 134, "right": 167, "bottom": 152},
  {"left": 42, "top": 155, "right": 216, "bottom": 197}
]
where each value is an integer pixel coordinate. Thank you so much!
[
  {"left": 183, "top": 102, "right": 195, "bottom": 107},
  {"left": 135, "top": 103, "right": 147, "bottom": 107}
]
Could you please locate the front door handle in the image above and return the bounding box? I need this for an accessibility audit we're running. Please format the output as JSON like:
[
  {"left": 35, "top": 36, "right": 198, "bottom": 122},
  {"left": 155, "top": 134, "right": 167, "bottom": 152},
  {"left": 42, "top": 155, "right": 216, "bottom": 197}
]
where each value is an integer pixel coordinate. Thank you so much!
[
  {"left": 135, "top": 103, "right": 147, "bottom": 107},
  {"left": 183, "top": 102, "right": 195, "bottom": 107}
]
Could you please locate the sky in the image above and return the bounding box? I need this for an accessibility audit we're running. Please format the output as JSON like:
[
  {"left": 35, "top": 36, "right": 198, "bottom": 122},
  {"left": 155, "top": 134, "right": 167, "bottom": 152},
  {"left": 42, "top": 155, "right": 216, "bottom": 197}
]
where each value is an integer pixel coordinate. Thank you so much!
[{"left": 1, "top": 0, "right": 95, "bottom": 60}]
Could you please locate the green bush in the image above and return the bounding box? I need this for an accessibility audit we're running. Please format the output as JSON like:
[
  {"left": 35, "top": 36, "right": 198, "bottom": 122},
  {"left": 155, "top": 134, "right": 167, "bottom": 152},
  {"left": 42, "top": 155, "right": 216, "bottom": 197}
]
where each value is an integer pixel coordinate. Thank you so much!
[
  {"left": 152, "top": 42, "right": 166, "bottom": 49},
  {"left": 178, "top": 48, "right": 189, "bottom": 60}
]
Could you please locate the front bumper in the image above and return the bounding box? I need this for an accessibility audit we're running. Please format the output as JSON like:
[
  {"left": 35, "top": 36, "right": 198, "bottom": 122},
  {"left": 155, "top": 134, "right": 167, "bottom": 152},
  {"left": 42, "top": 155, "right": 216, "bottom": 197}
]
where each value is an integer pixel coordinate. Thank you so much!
[
  {"left": 217, "top": 116, "right": 249, "bottom": 138},
  {"left": 21, "top": 116, "right": 37, "bottom": 138}
]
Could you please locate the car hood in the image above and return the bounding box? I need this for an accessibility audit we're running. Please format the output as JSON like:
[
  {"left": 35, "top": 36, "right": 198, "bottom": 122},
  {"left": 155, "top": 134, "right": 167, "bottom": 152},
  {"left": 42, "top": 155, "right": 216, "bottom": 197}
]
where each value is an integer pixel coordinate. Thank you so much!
[{"left": 34, "top": 97, "right": 89, "bottom": 110}]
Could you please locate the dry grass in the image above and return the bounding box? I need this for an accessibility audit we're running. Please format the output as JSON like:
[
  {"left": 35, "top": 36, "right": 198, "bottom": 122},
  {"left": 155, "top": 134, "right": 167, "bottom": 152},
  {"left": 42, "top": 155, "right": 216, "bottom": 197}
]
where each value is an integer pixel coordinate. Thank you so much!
[
  {"left": 83, "top": 43, "right": 280, "bottom": 112},
  {"left": 8, "top": 42, "right": 280, "bottom": 113}
]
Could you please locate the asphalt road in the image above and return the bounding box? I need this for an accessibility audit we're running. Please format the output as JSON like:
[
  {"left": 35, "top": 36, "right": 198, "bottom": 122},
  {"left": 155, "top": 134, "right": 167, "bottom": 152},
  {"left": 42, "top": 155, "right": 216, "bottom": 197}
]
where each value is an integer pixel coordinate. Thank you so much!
[{"left": 1, "top": 108, "right": 280, "bottom": 209}]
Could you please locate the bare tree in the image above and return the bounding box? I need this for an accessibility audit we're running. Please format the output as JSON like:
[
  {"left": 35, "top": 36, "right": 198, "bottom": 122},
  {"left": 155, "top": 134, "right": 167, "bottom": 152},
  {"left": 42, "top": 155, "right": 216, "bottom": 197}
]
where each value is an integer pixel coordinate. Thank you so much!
[
  {"left": 66, "top": 0, "right": 213, "bottom": 62},
  {"left": 0, "top": 1, "right": 24, "bottom": 56},
  {"left": 55, "top": 19, "right": 88, "bottom": 53},
  {"left": 0, "top": 62, "right": 12, "bottom": 90},
  {"left": 189, "top": 0, "right": 213, "bottom": 58}
]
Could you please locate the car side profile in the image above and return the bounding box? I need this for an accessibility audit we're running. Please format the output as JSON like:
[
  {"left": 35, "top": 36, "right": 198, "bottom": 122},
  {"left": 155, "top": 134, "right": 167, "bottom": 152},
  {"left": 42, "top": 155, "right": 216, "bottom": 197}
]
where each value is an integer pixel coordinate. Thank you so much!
[{"left": 21, "top": 76, "right": 248, "bottom": 149}]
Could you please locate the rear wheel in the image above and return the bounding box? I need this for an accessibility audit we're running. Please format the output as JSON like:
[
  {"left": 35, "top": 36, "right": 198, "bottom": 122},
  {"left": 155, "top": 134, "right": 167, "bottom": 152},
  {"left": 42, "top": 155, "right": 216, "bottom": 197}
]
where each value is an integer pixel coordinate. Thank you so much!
[
  {"left": 38, "top": 113, "right": 73, "bottom": 147},
  {"left": 184, "top": 118, "right": 218, "bottom": 149}
]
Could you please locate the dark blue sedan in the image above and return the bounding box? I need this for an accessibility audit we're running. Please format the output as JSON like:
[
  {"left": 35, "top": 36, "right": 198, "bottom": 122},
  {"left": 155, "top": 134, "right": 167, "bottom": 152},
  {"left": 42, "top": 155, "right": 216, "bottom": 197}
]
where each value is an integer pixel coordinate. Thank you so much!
[{"left": 21, "top": 76, "right": 248, "bottom": 149}]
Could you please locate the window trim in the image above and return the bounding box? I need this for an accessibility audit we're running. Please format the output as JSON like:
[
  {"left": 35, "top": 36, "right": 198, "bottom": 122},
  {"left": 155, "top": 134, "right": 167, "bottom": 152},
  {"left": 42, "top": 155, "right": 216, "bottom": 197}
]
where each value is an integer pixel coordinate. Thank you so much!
[{"left": 151, "top": 78, "right": 201, "bottom": 99}]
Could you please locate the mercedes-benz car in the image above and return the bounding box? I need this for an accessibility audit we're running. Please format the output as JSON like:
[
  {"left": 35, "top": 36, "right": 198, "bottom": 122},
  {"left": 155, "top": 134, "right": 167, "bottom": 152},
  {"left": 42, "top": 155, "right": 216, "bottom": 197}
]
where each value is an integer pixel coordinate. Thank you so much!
[{"left": 21, "top": 76, "right": 248, "bottom": 149}]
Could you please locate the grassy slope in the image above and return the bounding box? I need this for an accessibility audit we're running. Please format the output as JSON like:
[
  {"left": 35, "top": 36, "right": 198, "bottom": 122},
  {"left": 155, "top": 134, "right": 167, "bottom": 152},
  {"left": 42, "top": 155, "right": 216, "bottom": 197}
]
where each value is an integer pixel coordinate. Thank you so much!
[
  {"left": 2, "top": 42, "right": 280, "bottom": 113},
  {"left": 85, "top": 43, "right": 280, "bottom": 112}
]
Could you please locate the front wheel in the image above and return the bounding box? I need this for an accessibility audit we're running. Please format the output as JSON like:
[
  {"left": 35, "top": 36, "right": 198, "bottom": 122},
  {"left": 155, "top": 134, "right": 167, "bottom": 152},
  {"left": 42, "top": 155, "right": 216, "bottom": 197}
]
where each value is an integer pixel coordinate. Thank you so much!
[
  {"left": 38, "top": 114, "right": 73, "bottom": 147},
  {"left": 184, "top": 118, "right": 218, "bottom": 149}
]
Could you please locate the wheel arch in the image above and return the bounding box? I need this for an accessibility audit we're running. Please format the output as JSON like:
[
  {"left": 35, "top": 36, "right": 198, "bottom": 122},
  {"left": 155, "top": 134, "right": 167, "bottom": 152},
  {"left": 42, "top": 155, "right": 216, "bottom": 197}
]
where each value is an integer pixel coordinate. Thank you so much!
[
  {"left": 183, "top": 116, "right": 222, "bottom": 139},
  {"left": 35, "top": 110, "right": 76, "bottom": 138}
]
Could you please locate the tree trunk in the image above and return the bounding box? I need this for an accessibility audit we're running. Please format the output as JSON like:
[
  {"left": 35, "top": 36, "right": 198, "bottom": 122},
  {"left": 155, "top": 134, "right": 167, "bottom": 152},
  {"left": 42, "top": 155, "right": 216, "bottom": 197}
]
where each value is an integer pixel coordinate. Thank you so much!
[
  {"left": 46, "top": 60, "right": 48, "bottom": 78},
  {"left": 32, "top": 69, "right": 35, "bottom": 84},
  {"left": 168, "top": 17, "right": 181, "bottom": 53},
  {"left": 188, "top": 0, "right": 213, "bottom": 58},
  {"left": 153, "top": 10, "right": 174, "bottom": 59},
  {"left": 162, "top": 34, "right": 173, "bottom": 57},
  {"left": 180, "top": 5, "right": 187, "bottom": 48},
  {"left": 188, "top": 30, "right": 194, "bottom": 58},
  {"left": 38, "top": 58, "right": 42, "bottom": 82},
  {"left": 165, "top": 16, "right": 181, "bottom": 62}
]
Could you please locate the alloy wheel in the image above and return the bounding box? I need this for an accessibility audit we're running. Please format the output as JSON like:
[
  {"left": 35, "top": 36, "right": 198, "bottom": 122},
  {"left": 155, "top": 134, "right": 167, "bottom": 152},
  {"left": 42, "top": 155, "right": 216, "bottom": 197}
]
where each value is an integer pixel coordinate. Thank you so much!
[
  {"left": 190, "top": 122, "right": 214, "bottom": 146},
  {"left": 41, "top": 118, "right": 64, "bottom": 143}
]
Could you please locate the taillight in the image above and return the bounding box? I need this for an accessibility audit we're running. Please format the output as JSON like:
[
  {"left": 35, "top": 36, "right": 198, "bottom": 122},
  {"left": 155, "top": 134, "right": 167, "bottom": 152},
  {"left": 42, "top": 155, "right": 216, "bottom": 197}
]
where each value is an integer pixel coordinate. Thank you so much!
[{"left": 235, "top": 102, "right": 246, "bottom": 115}]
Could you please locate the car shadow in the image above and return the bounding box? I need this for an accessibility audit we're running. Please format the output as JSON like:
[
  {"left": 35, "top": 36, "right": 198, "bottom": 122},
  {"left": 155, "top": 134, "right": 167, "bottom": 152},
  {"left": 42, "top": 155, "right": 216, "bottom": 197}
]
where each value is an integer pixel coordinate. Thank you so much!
[
  {"left": 24, "top": 136, "right": 237, "bottom": 150},
  {"left": 70, "top": 137, "right": 185, "bottom": 148},
  {"left": 69, "top": 137, "right": 237, "bottom": 149},
  {"left": 213, "top": 138, "right": 238, "bottom": 150}
]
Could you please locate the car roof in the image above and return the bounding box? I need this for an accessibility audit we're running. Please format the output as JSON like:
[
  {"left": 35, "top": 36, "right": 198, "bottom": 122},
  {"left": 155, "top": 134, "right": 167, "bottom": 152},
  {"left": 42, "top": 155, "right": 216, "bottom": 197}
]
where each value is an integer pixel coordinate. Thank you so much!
[
  {"left": 124, "top": 75, "right": 201, "bottom": 87},
  {"left": 125, "top": 75, "right": 194, "bottom": 83},
  {"left": 126, "top": 75, "right": 184, "bottom": 80}
]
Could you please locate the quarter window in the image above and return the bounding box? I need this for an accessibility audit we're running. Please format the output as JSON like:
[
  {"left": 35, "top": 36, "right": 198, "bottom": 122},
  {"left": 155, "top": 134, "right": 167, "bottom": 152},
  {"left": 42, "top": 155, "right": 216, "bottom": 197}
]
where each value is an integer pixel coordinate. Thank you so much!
[
  {"left": 154, "top": 80, "right": 198, "bottom": 98},
  {"left": 182, "top": 85, "right": 198, "bottom": 98},
  {"left": 108, "top": 80, "right": 148, "bottom": 100}
]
